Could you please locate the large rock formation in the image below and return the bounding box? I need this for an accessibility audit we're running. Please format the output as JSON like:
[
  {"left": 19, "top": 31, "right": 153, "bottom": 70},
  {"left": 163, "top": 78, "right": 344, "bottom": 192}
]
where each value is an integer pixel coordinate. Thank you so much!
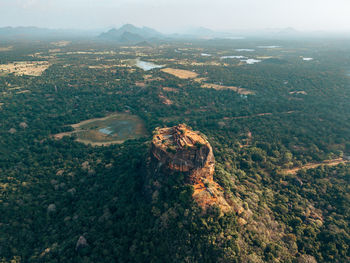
[{"left": 151, "top": 124, "right": 231, "bottom": 212}]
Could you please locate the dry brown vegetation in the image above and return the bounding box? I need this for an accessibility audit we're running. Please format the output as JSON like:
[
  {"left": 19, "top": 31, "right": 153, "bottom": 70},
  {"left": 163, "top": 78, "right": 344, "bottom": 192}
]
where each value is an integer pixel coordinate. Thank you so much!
[
  {"left": 158, "top": 93, "right": 173, "bottom": 105},
  {"left": 143, "top": 74, "right": 164, "bottom": 81},
  {"left": 49, "top": 49, "right": 61, "bottom": 53},
  {"left": 70, "top": 114, "right": 119, "bottom": 129},
  {"left": 161, "top": 68, "right": 198, "bottom": 79},
  {"left": 53, "top": 131, "right": 74, "bottom": 139},
  {"left": 193, "top": 77, "right": 208, "bottom": 83},
  {"left": 135, "top": 82, "right": 146, "bottom": 87},
  {"left": 176, "top": 60, "right": 226, "bottom": 67},
  {"left": 0, "top": 61, "right": 50, "bottom": 76},
  {"left": 16, "top": 90, "right": 30, "bottom": 94},
  {"left": 162, "top": 87, "right": 178, "bottom": 92},
  {"left": 201, "top": 83, "right": 254, "bottom": 95},
  {"left": 0, "top": 46, "right": 13, "bottom": 52},
  {"left": 8, "top": 86, "right": 22, "bottom": 91},
  {"left": 289, "top": 91, "right": 307, "bottom": 95},
  {"left": 51, "top": 41, "right": 71, "bottom": 47}
]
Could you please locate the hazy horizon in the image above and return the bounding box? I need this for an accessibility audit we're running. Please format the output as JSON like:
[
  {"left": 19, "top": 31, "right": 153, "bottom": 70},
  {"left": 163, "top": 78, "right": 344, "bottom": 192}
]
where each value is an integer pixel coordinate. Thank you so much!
[{"left": 1, "top": 0, "right": 350, "bottom": 34}]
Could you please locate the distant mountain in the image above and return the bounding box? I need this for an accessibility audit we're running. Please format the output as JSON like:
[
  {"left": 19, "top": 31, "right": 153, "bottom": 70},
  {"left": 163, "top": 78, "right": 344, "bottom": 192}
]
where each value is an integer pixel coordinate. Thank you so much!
[
  {"left": 134, "top": 41, "right": 154, "bottom": 47},
  {"left": 98, "top": 24, "right": 163, "bottom": 43},
  {"left": 185, "top": 27, "right": 216, "bottom": 36},
  {"left": 118, "top": 31, "right": 145, "bottom": 43}
]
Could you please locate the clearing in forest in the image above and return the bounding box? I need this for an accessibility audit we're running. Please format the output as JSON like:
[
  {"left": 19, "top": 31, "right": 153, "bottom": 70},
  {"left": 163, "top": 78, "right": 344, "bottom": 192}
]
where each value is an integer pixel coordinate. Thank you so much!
[
  {"left": 0, "top": 61, "right": 50, "bottom": 76},
  {"left": 161, "top": 68, "right": 198, "bottom": 79},
  {"left": 54, "top": 113, "right": 148, "bottom": 146},
  {"left": 289, "top": 91, "right": 307, "bottom": 95},
  {"left": 51, "top": 41, "right": 71, "bottom": 47},
  {"left": 162, "top": 87, "right": 178, "bottom": 92},
  {"left": 158, "top": 93, "right": 173, "bottom": 105},
  {"left": 201, "top": 83, "right": 254, "bottom": 95},
  {"left": 283, "top": 158, "right": 349, "bottom": 174}
]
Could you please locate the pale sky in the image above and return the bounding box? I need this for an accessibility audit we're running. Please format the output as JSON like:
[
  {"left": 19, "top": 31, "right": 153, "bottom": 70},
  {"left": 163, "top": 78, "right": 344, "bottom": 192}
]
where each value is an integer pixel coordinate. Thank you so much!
[{"left": 0, "top": 0, "right": 350, "bottom": 32}]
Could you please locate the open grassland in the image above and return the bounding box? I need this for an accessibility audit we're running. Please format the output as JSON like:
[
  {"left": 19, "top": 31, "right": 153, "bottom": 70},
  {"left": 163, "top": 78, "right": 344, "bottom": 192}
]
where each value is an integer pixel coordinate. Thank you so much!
[
  {"left": 0, "top": 46, "right": 13, "bottom": 51},
  {"left": 161, "top": 68, "right": 198, "bottom": 79},
  {"left": 0, "top": 61, "right": 50, "bottom": 76}
]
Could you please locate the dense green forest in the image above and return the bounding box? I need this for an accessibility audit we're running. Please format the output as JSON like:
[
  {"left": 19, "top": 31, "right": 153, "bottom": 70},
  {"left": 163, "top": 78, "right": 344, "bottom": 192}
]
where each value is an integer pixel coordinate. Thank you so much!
[{"left": 0, "top": 38, "right": 349, "bottom": 262}]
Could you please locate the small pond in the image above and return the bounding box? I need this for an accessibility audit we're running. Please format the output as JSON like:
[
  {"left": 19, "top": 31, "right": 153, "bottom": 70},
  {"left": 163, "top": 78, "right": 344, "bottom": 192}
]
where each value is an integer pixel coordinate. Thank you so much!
[{"left": 135, "top": 59, "right": 164, "bottom": 71}]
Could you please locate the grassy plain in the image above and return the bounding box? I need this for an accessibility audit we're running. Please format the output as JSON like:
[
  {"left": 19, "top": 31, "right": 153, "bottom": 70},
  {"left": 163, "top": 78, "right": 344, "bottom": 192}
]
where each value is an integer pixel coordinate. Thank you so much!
[
  {"left": 0, "top": 61, "right": 50, "bottom": 76},
  {"left": 161, "top": 68, "right": 198, "bottom": 79}
]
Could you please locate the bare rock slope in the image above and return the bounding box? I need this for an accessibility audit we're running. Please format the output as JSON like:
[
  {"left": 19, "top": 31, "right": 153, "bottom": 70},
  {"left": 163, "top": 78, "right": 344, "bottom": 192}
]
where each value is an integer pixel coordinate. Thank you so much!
[{"left": 151, "top": 124, "right": 231, "bottom": 212}]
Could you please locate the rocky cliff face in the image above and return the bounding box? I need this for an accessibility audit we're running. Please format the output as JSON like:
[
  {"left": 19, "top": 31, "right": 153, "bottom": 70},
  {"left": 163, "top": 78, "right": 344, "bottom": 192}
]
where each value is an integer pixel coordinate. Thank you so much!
[{"left": 151, "top": 124, "right": 231, "bottom": 212}]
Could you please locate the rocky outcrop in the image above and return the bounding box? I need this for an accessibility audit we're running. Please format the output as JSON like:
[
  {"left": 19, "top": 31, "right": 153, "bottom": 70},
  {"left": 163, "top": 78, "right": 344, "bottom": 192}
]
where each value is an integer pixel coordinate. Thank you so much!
[
  {"left": 151, "top": 124, "right": 214, "bottom": 179},
  {"left": 151, "top": 124, "right": 231, "bottom": 212}
]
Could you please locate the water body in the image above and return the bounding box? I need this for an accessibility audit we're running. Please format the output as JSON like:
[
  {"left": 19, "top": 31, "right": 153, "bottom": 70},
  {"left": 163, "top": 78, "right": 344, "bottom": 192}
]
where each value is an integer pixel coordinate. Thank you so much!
[
  {"left": 220, "top": 55, "right": 246, "bottom": 59},
  {"left": 241, "top": 59, "right": 261, "bottom": 64},
  {"left": 235, "top": 49, "right": 255, "bottom": 52},
  {"left": 302, "top": 57, "right": 313, "bottom": 61},
  {"left": 225, "top": 36, "right": 245, "bottom": 40},
  {"left": 99, "top": 127, "right": 113, "bottom": 135},
  {"left": 257, "top": 45, "right": 280, "bottom": 49},
  {"left": 99, "top": 119, "right": 140, "bottom": 139},
  {"left": 135, "top": 59, "right": 164, "bottom": 71}
]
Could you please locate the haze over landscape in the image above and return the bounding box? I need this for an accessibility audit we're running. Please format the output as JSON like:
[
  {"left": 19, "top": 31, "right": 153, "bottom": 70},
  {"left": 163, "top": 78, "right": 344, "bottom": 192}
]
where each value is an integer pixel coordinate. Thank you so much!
[{"left": 1, "top": 0, "right": 350, "bottom": 33}]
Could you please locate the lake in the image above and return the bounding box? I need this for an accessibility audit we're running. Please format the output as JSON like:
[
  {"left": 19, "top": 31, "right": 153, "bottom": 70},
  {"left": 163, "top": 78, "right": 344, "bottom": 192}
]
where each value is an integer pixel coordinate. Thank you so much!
[
  {"left": 220, "top": 55, "right": 246, "bottom": 59},
  {"left": 55, "top": 113, "right": 148, "bottom": 146},
  {"left": 99, "top": 119, "right": 138, "bottom": 139},
  {"left": 135, "top": 59, "right": 164, "bottom": 71},
  {"left": 235, "top": 49, "right": 255, "bottom": 52},
  {"left": 99, "top": 127, "right": 113, "bottom": 135},
  {"left": 257, "top": 45, "right": 280, "bottom": 49},
  {"left": 242, "top": 59, "right": 261, "bottom": 64}
]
